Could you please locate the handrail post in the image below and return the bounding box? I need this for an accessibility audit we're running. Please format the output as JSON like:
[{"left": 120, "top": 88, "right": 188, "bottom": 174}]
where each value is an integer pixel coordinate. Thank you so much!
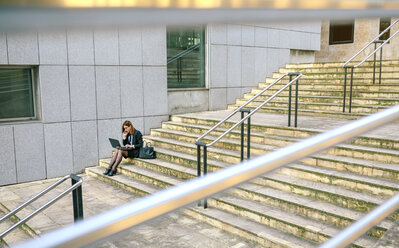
[
  {"left": 247, "top": 113, "right": 251, "bottom": 160},
  {"left": 379, "top": 45, "right": 383, "bottom": 84},
  {"left": 343, "top": 67, "right": 347, "bottom": 112},
  {"left": 203, "top": 145, "right": 208, "bottom": 209},
  {"left": 71, "top": 174, "right": 84, "bottom": 222},
  {"left": 373, "top": 41, "right": 377, "bottom": 84},
  {"left": 349, "top": 67, "right": 354, "bottom": 113},
  {"left": 288, "top": 75, "right": 293, "bottom": 126},
  {"left": 196, "top": 143, "right": 202, "bottom": 206},
  {"left": 240, "top": 110, "right": 245, "bottom": 162},
  {"left": 196, "top": 142, "right": 208, "bottom": 208},
  {"left": 295, "top": 77, "right": 299, "bottom": 127}
]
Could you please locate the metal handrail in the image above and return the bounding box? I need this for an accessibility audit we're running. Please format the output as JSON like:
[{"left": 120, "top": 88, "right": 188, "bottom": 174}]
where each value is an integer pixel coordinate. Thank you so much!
[
  {"left": 0, "top": 174, "right": 83, "bottom": 239},
  {"left": 343, "top": 19, "right": 399, "bottom": 68},
  {"left": 195, "top": 72, "right": 301, "bottom": 208},
  {"left": 13, "top": 104, "right": 399, "bottom": 248},
  {"left": 342, "top": 19, "right": 399, "bottom": 113},
  {"left": 320, "top": 191, "right": 399, "bottom": 248},
  {"left": 167, "top": 43, "right": 200, "bottom": 64},
  {"left": 195, "top": 72, "right": 302, "bottom": 147}
]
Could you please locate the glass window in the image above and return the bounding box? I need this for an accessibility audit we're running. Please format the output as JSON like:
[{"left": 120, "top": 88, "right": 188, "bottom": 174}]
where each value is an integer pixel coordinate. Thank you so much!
[
  {"left": 329, "top": 20, "right": 354, "bottom": 45},
  {"left": 0, "top": 68, "right": 37, "bottom": 121},
  {"left": 167, "top": 26, "right": 205, "bottom": 88},
  {"left": 379, "top": 17, "right": 391, "bottom": 41}
]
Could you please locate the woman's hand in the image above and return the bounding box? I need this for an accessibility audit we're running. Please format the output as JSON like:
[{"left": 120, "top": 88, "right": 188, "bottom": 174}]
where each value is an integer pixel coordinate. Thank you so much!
[
  {"left": 125, "top": 144, "right": 135, "bottom": 148},
  {"left": 122, "top": 131, "right": 128, "bottom": 138}
]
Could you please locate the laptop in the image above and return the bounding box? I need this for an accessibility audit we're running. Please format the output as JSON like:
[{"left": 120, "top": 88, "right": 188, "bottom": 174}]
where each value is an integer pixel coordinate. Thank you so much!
[{"left": 109, "top": 138, "right": 132, "bottom": 150}]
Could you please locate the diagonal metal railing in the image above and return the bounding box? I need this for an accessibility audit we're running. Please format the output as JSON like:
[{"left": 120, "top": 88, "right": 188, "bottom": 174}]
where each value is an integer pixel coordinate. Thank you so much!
[
  {"left": 13, "top": 104, "right": 399, "bottom": 248},
  {"left": 194, "top": 72, "right": 301, "bottom": 208},
  {"left": 342, "top": 19, "right": 399, "bottom": 113},
  {"left": 0, "top": 174, "right": 83, "bottom": 240}
]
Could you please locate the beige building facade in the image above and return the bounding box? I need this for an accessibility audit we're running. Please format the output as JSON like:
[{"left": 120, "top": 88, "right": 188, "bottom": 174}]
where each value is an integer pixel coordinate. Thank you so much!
[{"left": 315, "top": 18, "right": 399, "bottom": 63}]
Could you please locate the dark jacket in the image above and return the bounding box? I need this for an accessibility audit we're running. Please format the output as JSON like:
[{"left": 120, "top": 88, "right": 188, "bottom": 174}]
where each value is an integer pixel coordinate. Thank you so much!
[{"left": 123, "top": 129, "right": 143, "bottom": 158}]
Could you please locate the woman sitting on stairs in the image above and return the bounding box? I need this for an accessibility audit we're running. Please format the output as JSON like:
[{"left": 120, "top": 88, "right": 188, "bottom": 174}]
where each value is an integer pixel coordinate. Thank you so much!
[{"left": 104, "top": 120, "right": 143, "bottom": 176}]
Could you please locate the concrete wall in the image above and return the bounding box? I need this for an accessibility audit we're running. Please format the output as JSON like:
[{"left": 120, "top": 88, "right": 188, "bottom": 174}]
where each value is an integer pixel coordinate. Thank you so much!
[
  {"left": 315, "top": 18, "right": 399, "bottom": 62},
  {"left": 0, "top": 27, "right": 169, "bottom": 185},
  {"left": 207, "top": 21, "right": 321, "bottom": 111},
  {"left": 0, "top": 21, "right": 321, "bottom": 185}
]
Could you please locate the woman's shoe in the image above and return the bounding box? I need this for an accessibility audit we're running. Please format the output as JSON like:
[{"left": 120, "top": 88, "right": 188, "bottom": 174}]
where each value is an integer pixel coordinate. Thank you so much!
[
  {"left": 103, "top": 169, "right": 111, "bottom": 175},
  {"left": 108, "top": 170, "right": 116, "bottom": 176}
]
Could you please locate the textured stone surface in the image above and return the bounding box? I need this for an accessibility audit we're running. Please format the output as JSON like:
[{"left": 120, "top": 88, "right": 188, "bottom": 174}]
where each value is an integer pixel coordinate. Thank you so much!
[
  {"left": 72, "top": 120, "right": 98, "bottom": 172},
  {"left": 0, "top": 32, "right": 8, "bottom": 64},
  {"left": 7, "top": 31, "right": 39, "bottom": 65},
  {"left": 120, "top": 66, "right": 143, "bottom": 118},
  {"left": 143, "top": 66, "right": 168, "bottom": 116},
  {"left": 0, "top": 126, "right": 16, "bottom": 185},
  {"left": 69, "top": 66, "right": 97, "bottom": 121},
  {"left": 94, "top": 29, "right": 119, "bottom": 65},
  {"left": 67, "top": 29, "right": 95, "bottom": 65},
  {"left": 0, "top": 175, "right": 259, "bottom": 247},
  {"left": 38, "top": 30, "right": 68, "bottom": 65},
  {"left": 40, "top": 66, "right": 71, "bottom": 123},
  {"left": 95, "top": 66, "right": 120, "bottom": 119}
]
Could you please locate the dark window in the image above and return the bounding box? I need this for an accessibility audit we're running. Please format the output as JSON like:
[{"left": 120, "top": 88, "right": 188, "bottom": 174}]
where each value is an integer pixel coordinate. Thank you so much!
[
  {"left": 379, "top": 18, "right": 391, "bottom": 41},
  {"left": 0, "top": 68, "right": 37, "bottom": 121},
  {"left": 167, "top": 26, "right": 205, "bottom": 88},
  {"left": 329, "top": 20, "right": 354, "bottom": 45}
]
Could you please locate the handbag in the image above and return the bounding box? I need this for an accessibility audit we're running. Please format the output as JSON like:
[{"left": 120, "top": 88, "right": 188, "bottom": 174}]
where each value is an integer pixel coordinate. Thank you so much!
[{"left": 139, "top": 141, "right": 156, "bottom": 159}]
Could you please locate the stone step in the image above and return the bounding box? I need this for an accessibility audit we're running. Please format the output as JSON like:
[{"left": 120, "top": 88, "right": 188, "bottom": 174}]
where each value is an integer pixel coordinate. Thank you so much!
[
  {"left": 86, "top": 166, "right": 159, "bottom": 196},
  {"left": 143, "top": 135, "right": 242, "bottom": 164},
  {"left": 280, "top": 66, "right": 399, "bottom": 74},
  {"left": 0, "top": 205, "right": 36, "bottom": 247},
  {"left": 259, "top": 82, "right": 399, "bottom": 91},
  {"left": 252, "top": 88, "right": 399, "bottom": 98},
  {"left": 234, "top": 99, "right": 387, "bottom": 114},
  {"left": 272, "top": 71, "right": 399, "bottom": 80},
  {"left": 169, "top": 114, "right": 399, "bottom": 151},
  {"left": 285, "top": 60, "right": 399, "bottom": 69},
  {"left": 256, "top": 173, "right": 387, "bottom": 213},
  {"left": 303, "top": 153, "right": 399, "bottom": 182},
  {"left": 233, "top": 183, "right": 392, "bottom": 239},
  {"left": 280, "top": 163, "right": 399, "bottom": 197},
  {"left": 227, "top": 104, "right": 367, "bottom": 119},
  {"left": 186, "top": 207, "right": 318, "bottom": 248},
  {"left": 210, "top": 195, "right": 376, "bottom": 247},
  {"left": 242, "top": 93, "right": 399, "bottom": 106},
  {"left": 88, "top": 164, "right": 319, "bottom": 247},
  {"left": 150, "top": 128, "right": 274, "bottom": 156},
  {"left": 265, "top": 77, "right": 399, "bottom": 84}
]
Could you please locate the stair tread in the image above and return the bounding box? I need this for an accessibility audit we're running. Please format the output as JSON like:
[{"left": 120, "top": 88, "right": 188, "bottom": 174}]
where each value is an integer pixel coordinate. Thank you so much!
[
  {"left": 262, "top": 173, "right": 386, "bottom": 205},
  {"left": 337, "top": 143, "right": 399, "bottom": 156},
  {"left": 87, "top": 166, "right": 160, "bottom": 195},
  {"left": 312, "top": 153, "right": 399, "bottom": 172},
  {"left": 215, "top": 194, "right": 376, "bottom": 246},
  {"left": 238, "top": 182, "right": 393, "bottom": 230},
  {"left": 190, "top": 207, "right": 319, "bottom": 248},
  {"left": 287, "top": 163, "right": 399, "bottom": 190}
]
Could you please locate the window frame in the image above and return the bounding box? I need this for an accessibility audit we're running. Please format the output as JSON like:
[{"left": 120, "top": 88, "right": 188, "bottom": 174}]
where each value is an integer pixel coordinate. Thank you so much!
[
  {"left": 0, "top": 66, "right": 40, "bottom": 123},
  {"left": 329, "top": 20, "right": 355, "bottom": 45}
]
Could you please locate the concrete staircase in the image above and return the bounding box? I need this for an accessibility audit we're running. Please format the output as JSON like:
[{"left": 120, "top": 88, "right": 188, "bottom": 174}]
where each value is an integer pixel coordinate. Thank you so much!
[
  {"left": 86, "top": 60, "right": 399, "bottom": 247},
  {"left": 229, "top": 60, "right": 399, "bottom": 119}
]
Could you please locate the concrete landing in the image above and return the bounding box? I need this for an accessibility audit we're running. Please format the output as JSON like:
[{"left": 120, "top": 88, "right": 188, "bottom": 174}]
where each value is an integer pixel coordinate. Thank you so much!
[{"left": 0, "top": 174, "right": 259, "bottom": 247}]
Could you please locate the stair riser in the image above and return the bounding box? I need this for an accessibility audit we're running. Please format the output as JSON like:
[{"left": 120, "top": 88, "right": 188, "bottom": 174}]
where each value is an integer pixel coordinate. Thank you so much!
[
  {"left": 133, "top": 159, "right": 195, "bottom": 180},
  {"left": 243, "top": 94, "right": 399, "bottom": 106},
  {"left": 302, "top": 157, "right": 399, "bottom": 182},
  {"left": 326, "top": 147, "right": 399, "bottom": 164},
  {"left": 85, "top": 169, "right": 149, "bottom": 197},
  {"left": 170, "top": 116, "right": 317, "bottom": 139},
  {"left": 252, "top": 89, "right": 399, "bottom": 98},
  {"left": 286, "top": 61, "right": 399, "bottom": 68},
  {"left": 260, "top": 83, "right": 399, "bottom": 92},
  {"left": 235, "top": 101, "right": 386, "bottom": 113},
  {"left": 98, "top": 160, "right": 173, "bottom": 188},
  {"left": 253, "top": 177, "right": 376, "bottom": 213},
  {"left": 280, "top": 67, "right": 399, "bottom": 74},
  {"left": 209, "top": 198, "right": 329, "bottom": 244},
  {"left": 150, "top": 130, "right": 267, "bottom": 156},
  {"left": 279, "top": 167, "right": 398, "bottom": 197},
  {"left": 145, "top": 138, "right": 241, "bottom": 164},
  {"left": 273, "top": 72, "right": 399, "bottom": 79},
  {"left": 230, "top": 187, "right": 385, "bottom": 239}
]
